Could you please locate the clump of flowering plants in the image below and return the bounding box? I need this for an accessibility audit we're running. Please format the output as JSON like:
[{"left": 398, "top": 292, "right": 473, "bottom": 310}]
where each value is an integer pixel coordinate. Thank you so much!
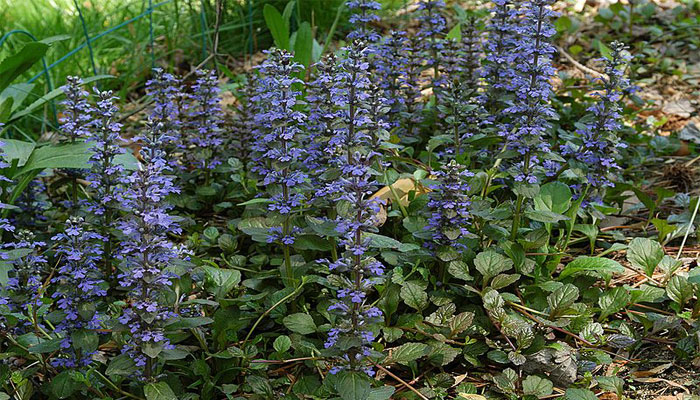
[{"left": 1, "top": 0, "right": 692, "bottom": 399}]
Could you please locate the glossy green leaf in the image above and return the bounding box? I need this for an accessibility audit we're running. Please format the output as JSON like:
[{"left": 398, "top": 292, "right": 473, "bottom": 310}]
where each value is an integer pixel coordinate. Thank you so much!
[
  {"left": 263, "top": 4, "right": 290, "bottom": 50},
  {"left": 559, "top": 256, "right": 624, "bottom": 280},
  {"left": 0, "top": 42, "right": 49, "bottom": 91},
  {"left": 627, "top": 237, "right": 664, "bottom": 278},
  {"left": 144, "top": 382, "right": 177, "bottom": 400}
]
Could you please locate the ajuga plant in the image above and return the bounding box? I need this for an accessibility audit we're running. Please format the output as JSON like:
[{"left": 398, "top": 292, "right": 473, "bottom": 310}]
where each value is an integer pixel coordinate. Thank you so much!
[
  {"left": 0, "top": 230, "right": 47, "bottom": 335},
  {"left": 60, "top": 77, "right": 92, "bottom": 206},
  {"left": 251, "top": 49, "right": 308, "bottom": 285},
  {"left": 346, "top": 0, "right": 382, "bottom": 43},
  {"left": 146, "top": 68, "right": 185, "bottom": 169},
  {"left": 375, "top": 31, "right": 411, "bottom": 135},
  {"left": 230, "top": 72, "right": 258, "bottom": 167},
  {"left": 86, "top": 88, "right": 126, "bottom": 273},
  {"left": 322, "top": 41, "right": 386, "bottom": 377},
  {"left": 564, "top": 41, "right": 631, "bottom": 206},
  {"left": 417, "top": 0, "right": 447, "bottom": 87},
  {"left": 307, "top": 53, "right": 340, "bottom": 181},
  {"left": 504, "top": 0, "right": 559, "bottom": 238},
  {"left": 50, "top": 216, "right": 106, "bottom": 368},
  {"left": 425, "top": 160, "right": 473, "bottom": 254},
  {"left": 117, "top": 121, "right": 181, "bottom": 377},
  {"left": 187, "top": 69, "right": 223, "bottom": 176}
]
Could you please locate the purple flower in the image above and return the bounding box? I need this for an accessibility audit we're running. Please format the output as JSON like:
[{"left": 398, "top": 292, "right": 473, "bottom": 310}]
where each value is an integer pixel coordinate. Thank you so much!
[
  {"left": 320, "top": 41, "right": 386, "bottom": 377},
  {"left": 346, "top": 0, "right": 382, "bottom": 43},
  {"left": 187, "top": 69, "right": 223, "bottom": 170},
  {"left": 502, "top": 0, "right": 558, "bottom": 183},
  {"left": 426, "top": 160, "right": 473, "bottom": 250},
  {"left": 251, "top": 49, "right": 309, "bottom": 248},
  {"left": 117, "top": 122, "right": 184, "bottom": 378},
  {"left": 60, "top": 77, "right": 92, "bottom": 142},
  {"left": 565, "top": 41, "right": 631, "bottom": 200},
  {"left": 84, "top": 88, "right": 126, "bottom": 273},
  {"left": 0, "top": 230, "right": 47, "bottom": 335},
  {"left": 147, "top": 68, "right": 185, "bottom": 169},
  {"left": 49, "top": 217, "right": 106, "bottom": 368}
]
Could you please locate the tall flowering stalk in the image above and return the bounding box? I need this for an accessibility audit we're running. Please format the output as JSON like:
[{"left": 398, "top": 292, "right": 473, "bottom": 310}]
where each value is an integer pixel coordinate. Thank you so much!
[
  {"left": 87, "top": 89, "right": 126, "bottom": 274},
  {"left": 252, "top": 49, "right": 308, "bottom": 285},
  {"left": 0, "top": 230, "right": 47, "bottom": 335},
  {"left": 50, "top": 217, "right": 106, "bottom": 368},
  {"left": 323, "top": 42, "right": 385, "bottom": 377},
  {"left": 375, "top": 31, "right": 411, "bottom": 134},
  {"left": 505, "top": 0, "right": 557, "bottom": 182},
  {"left": 480, "top": 0, "right": 519, "bottom": 116},
  {"left": 146, "top": 68, "right": 184, "bottom": 169},
  {"left": 231, "top": 73, "right": 258, "bottom": 167},
  {"left": 60, "top": 77, "right": 92, "bottom": 142},
  {"left": 426, "top": 160, "right": 473, "bottom": 251},
  {"left": 346, "top": 0, "right": 382, "bottom": 43},
  {"left": 117, "top": 122, "right": 181, "bottom": 378},
  {"left": 506, "top": 0, "right": 557, "bottom": 239},
  {"left": 401, "top": 35, "right": 425, "bottom": 140},
  {"left": 187, "top": 69, "right": 223, "bottom": 176},
  {"left": 417, "top": 0, "right": 447, "bottom": 87},
  {"left": 565, "top": 41, "right": 631, "bottom": 205},
  {"left": 307, "top": 54, "right": 341, "bottom": 181},
  {"left": 60, "top": 77, "right": 92, "bottom": 206}
]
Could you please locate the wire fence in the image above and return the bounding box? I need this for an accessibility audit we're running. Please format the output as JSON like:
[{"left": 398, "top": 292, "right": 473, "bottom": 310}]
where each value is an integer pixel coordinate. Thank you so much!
[{"left": 0, "top": 0, "right": 222, "bottom": 131}]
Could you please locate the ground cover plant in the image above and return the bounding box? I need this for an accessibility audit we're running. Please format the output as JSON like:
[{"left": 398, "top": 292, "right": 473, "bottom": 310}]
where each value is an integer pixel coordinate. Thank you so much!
[{"left": 1, "top": 0, "right": 700, "bottom": 399}]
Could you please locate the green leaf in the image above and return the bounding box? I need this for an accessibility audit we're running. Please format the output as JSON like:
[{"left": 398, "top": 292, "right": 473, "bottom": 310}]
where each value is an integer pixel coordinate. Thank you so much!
[
  {"left": 200, "top": 266, "right": 241, "bottom": 299},
  {"left": 522, "top": 375, "right": 553, "bottom": 396},
  {"left": 335, "top": 371, "right": 371, "bottom": 400},
  {"left": 0, "top": 83, "right": 34, "bottom": 115},
  {"left": 263, "top": 4, "right": 290, "bottom": 50},
  {"left": 667, "top": 275, "right": 693, "bottom": 307},
  {"left": 559, "top": 257, "right": 624, "bottom": 280},
  {"left": 144, "top": 382, "right": 177, "bottom": 400},
  {"left": 400, "top": 280, "right": 428, "bottom": 311},
  {"left": 366, "top": 233, "right": 402, "bottom": 249},
  {"left": 49, "top": 371, "right": 79, "bottom": 399},
  {"left": 105, "top": 353, "right": 137, "bottom": 378},
  {"left": 547, "top": 284, "right": 579, "bottom": 317},
  {"left": 367, "top": 386, "right": 395, "bottom": 400},
  {"left": 475, "top": 251, "right": 513, "bottom": 285},
  {"left": 273, "top": 335, "right": 292, "bottom": 353},
  {"left": 9, "top": 75, "right": 113, "bottom": 123},
  {"left": 565, "top": 388, "right": 598, "bottom": 400},
  {"left": 447, "top": 260, "right": 472, "bottom": 281},
  {"left": 71, "top": 330, "right": 98, "bottom": 352},
  {"left": 596, "top": 376, "right": 624, "bottom": 396},
  {"left": 627, "top": 237, "right": 664, "bottom": 277},
  {"left": 490, "top": 273, "right": 520, "bottom": 290},
  {"left": 0, "top": 42, "right": 49, "bottom": 91},
  {"left": 283, "top": 313, "right": 316, "bottom": 335},
  {"left": 293, "top": 22, "right": 313, "bottom": 68},
  {"left": 598, "top": 287, "right": 630, "bottom": 320},
  {"left": 525, "top": 209, "right": 569, "bottom": 223},
  {"left": 237, "top": 197, "right": 272, "bottom": 206},
  {"left": 446, "top": 23, "right": 461, "bottom": 40},
  {"left": 15, "top": 141, "right": 137, "bottom": 178},
  {"left": 494, "top": 368, "right": 518, "bottom": 393},
  {"left": 0, "top": 138, "right": 35, "bottom": 166},
  {"left": 28, "top": 337, "right": 63, "bottom": 353},
  {"left": 388, "top": 342, "right": 429, "bottom": 365},
  {"left": 534, "top": 182, "right": 572, "bottom": 214},
  {"left": 0, "top": 97, "right": 12, "bottom": 123}
]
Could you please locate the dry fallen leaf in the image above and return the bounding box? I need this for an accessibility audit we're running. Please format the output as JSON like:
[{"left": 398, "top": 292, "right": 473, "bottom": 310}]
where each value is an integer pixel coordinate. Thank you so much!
[{"left": 631, "top": 362, "right": 673, "bottom": 378}]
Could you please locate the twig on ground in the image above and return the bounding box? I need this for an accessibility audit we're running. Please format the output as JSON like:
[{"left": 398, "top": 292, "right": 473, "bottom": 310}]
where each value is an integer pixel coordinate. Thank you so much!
[
  {"left": 557, "top": 45, "right": 605, "bottom": 79},
  {"left": 372, "top": 361, "right": 429, "bottom": 400}
]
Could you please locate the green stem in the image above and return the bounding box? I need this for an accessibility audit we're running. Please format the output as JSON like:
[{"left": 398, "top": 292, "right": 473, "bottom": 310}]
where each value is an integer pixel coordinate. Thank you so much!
[{"left": 242, "top": 282, "right": 306, "bottom": 346}]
